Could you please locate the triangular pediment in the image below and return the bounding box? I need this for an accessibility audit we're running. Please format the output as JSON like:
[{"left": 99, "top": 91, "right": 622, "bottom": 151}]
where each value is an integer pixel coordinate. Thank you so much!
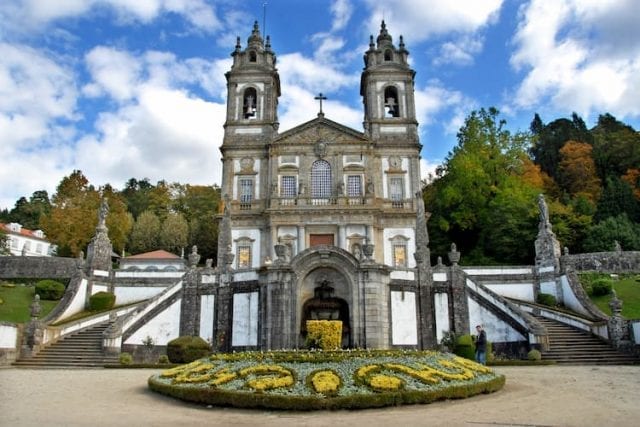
[{"left": 273, "top": 115, "right": 367, "bottom": 146}]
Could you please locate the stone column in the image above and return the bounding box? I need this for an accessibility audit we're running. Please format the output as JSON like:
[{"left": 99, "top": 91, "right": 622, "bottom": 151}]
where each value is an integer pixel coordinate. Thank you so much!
[
  {"left": 448, "top": 244, "right": 470, "bottom": 335},
  {"left": 179, "top": 246, "right": 201, "bottom": 336}
]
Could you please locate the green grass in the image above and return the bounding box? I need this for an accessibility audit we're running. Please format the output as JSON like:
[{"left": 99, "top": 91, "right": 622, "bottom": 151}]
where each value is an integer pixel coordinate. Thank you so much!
[
  {"left": 0, "top": 283, "right": 58, "bottom": 323},
  {"left": 579, "top": 273, "right": 640, "bottom": 319}
]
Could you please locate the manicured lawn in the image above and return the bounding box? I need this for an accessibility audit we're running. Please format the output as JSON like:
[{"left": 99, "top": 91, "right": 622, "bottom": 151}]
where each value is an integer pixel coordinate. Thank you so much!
[
  {"left": 580, "top": 273, "right": 640, "bottom": 319},
  {"left": 0, "top": 283, "right": 58, "bottom": 323}
]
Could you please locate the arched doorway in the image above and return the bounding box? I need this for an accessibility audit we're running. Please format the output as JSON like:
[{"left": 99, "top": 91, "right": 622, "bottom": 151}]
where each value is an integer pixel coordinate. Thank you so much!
[{"left": 299, "top": 268, "right": 351, "bottom": 348}]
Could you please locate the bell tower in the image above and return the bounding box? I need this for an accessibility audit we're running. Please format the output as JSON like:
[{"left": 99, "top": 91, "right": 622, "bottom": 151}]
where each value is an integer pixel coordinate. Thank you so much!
[
  {"left": 224, "top": 21, "right": 281, "bottom": 142},
  {"left": 360, "top": 21, "right": 418, "bottom": 143}
]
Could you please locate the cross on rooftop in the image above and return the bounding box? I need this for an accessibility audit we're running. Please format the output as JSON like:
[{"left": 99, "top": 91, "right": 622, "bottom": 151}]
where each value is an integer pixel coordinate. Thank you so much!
[{"left": 314, "top": 93, "right": 327, "bottom": 116}]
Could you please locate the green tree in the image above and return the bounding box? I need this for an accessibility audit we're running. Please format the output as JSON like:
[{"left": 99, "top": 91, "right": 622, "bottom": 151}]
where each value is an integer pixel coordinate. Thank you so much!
[
  {"left": 120, "top": 178, "right": 154, "bottom": 220},
  {"left": 159, "top": 212, "right": 189, "bottom": 255},
  {"left": 129, "top": 210, "right": 161, "bottom": 254},
  {"left": 595, "top": 177, "right": 639, "bottom": 222},
  {"left": 101, "top": 186, "right": 134, "bottom": 255},
  {"left": 426, "top": 108, "right": 538, "bottom": 264},
  {"left": 529, "top": 113, "right": 592, "bottom": 181},
  {"left": 557, "top": 140, "right": 601, "bottom": 203},
  {"left": 0, "top": 229, "right": 9, "bottom": 255},
  {"left": 591, "top": 114, "right": 640, "bottom": 180},
  {"left": 174, "top": 184, "right": 221, "bottom": 263},
  {"left": 40, "top": 170, "right": 98, "bottom": 256},
  {"left": 583, "top": 214, "right": 640, "bottom": 252}
]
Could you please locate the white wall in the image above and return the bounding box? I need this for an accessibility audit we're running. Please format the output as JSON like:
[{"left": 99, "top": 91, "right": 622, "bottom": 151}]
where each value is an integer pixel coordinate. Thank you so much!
[
  {"left": 484, "top": 284, "right": 534, "bottom": 302},
  {"left": 231, "top": 228, "right": 261, "bottom": 269},
  {"left": 0, "top": 324, "right": 18, "bottom": 349},
  {"left": 114, "top": 286, "right": 167, "bottom": 305},
  {"left": 390, "top": 291, "right": 418, "bottom": 345},
  {"left": 434, "top": 293, "right": 449, "bottom": 344},
  {"left": 382, "top": 227, "right": 416, "bottom": 268},
  {"left": 467, "top": 298, "right": 525, "bottom": 343},
  {"left": 231, "top": 292, "right": 259, "bottom": 347},
  {"left": 199, "top": 295, "right": 215, "bottom": 343},
  {"left": 124, "top": 300, "right": 181, "bottom": 345}
]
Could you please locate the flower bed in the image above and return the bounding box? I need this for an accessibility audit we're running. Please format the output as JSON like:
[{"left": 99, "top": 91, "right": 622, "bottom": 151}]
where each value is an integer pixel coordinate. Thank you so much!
[{"left": 148, "top": 349, "right": 505, "bottom": 410}]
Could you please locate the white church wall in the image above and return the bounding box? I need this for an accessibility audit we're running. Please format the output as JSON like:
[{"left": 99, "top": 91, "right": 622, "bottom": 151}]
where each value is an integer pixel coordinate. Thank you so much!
[
  {"left": 114, "top": 286, "right": 168, "bottom": 305},
  {"left": 540, "top": 281, "right": 558, "bottom": 298},
  {"left": 232, "top": 291, "right": 259, "bottom": 347},
  {"left": 390, "top": 290, "right": 418, "bottom": 345},
  {"left": 434, "top": 293, "right": 449, "bottom": 344},
  {"left": 91, "top": 284, "right": 108, "bottom": 295},
  {"left": 560, "top": 275, "right": 591, "bottom": 317},
  {"left": 484, "top": 284, "right": 534, "bottom": 302},
  {"left": 467, "top": 298, "right": 525, "bottom": 343},
  {"left": 231, "top": 229, "right": 261, "bottom": 269},
  {"left": 199, "top": 295, "right": 215, "bottom": 343},
  {"left": 382, "top": 227, "right": 416, "bottom": 268},
  {"left": 124, "top": 300, "right": 181, "bottom": 345}
]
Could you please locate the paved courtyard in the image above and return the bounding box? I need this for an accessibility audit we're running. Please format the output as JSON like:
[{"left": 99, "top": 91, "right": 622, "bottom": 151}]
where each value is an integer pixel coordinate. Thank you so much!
[{"left": 1, "top": 365, "right": 639, "bottom": 426}]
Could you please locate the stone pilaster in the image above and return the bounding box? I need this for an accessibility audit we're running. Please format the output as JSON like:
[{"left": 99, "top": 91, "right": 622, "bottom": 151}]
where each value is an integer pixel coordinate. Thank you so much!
[
  {"left": 264, "top": 266, "right": 295, "bottom": 349},
  {"left": 179, "top": 246, "right": 201, "bottom": 336}
]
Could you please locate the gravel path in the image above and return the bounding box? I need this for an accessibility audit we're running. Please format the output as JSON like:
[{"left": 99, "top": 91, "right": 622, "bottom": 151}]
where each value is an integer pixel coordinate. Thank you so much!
[{"left": 1, "top": 365, "right": 639, "bottom": 426}]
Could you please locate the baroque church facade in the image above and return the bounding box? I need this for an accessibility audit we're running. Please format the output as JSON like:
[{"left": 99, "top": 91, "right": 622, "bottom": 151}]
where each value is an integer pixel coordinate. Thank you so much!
[{"left": 214, "top": 21, "right": 434, "bottom": 350}]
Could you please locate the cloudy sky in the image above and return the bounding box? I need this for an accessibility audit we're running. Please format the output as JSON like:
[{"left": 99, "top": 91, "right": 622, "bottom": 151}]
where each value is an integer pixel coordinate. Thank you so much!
[{"left": 1, "top": 0, "right": 639, "bottom": 210}]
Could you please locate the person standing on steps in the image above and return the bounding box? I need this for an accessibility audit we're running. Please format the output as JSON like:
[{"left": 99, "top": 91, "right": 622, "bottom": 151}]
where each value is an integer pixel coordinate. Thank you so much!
[{"left": 475, "top": 325, "right": 487, "bottom": 365}]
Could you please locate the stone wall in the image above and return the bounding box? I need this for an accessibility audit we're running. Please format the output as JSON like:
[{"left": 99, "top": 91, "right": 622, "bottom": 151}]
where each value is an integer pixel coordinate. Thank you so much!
[
  {"left": 562, "top": 251, "right": 640, "bottom": 273},
  {"left": 0, "top": 256, "right": 76, "bottom": 279}
]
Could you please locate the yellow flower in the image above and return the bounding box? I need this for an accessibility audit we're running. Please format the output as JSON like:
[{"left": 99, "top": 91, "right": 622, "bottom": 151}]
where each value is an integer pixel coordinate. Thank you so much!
[
  {"left": 369, "top": 374, "right": 403, "bottom": 391},
  {"left": 310, "top": 370, "right": 341, "bottom": 394}
]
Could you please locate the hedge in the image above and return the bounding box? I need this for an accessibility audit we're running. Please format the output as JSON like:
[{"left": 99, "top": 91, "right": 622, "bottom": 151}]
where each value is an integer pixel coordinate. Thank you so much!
[{"left": 35, "top": 280, "right": 65, "bottom": 300}]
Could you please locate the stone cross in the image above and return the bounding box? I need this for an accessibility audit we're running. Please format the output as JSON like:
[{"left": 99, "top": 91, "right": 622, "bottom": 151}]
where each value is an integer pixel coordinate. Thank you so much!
[{"left": 314, "top": 93, "right": 327, "bottom": 115}]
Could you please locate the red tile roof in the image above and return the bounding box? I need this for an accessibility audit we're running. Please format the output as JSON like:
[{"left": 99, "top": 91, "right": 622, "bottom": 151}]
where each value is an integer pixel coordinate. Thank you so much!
[
  {"left": 125, "top": 249, "right": 182, "bottom": 260},
  {"left": 0, "top": 222, "right": 48, "bottom": 241}
]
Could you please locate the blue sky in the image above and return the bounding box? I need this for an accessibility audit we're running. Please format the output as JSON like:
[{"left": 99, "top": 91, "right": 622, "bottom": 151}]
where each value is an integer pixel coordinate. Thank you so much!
[{"left": 1, "top": 0, "right": 639, "bottom": 210}]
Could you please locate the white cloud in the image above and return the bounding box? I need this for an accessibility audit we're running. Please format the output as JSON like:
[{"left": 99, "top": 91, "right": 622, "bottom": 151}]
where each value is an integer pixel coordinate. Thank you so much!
[
  {"left": 510, "top": 0, "right": 640, "bottom": 119},
  {"left": 414, "top": 82, "right": 476, "bottom": 134},
  {"left": 278, "top": 53, "right": 358, "bottom": 94},
  {"left": 0, "top": 0, "right": 220, "bottom": 36},
  {"left": 420, "top": 158, "right": 441, "bottom": 184},
  {"left": 364, "top": 0, "right": 503, "bottom": 41},
  {"left": 0, "top": 42, "right": 80, "bottom": 208},
  {"left": 433, "top": 35, "right": 484, "bottom": 66},
  {"left": 330, "top": 0, "right": 353, "bottom": 32}
]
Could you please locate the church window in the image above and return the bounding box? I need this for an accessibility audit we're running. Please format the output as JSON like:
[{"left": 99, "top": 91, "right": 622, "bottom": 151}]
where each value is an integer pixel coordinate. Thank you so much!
[
  {"left": 311, "top": 160, "right": 332, "bottom": 199},
  {"left": 281, "top": 176, "right": 297, "bottom": 198},
  {"left": 239, "top": 178, "right": 254, "bottom": 209},
  {"left": 237, "top": 242, "right": 252, "bottom": 269},
  {"left": 384, "top": 86, "right": 399, "bottom": 117},
  {"left": 243, "top": 87, "right": 257, "bottom": 119},
  {"left": 384, "top": 49, "right": 393, "bottom": 61},
  {"left": 347, "top": 175, "right": 362, "bottom": 197},
  {"left": 390, "top": 236, "right": 409, "bottom": 267},
  {"left": 389, "top": 176, "right": 404, "bottom": 207},
  {"left": 249, "top": 51, "right": 257, "bottom": 62},
  {"left": 393, "top": 243, "right": 407, "bottom": 267}
]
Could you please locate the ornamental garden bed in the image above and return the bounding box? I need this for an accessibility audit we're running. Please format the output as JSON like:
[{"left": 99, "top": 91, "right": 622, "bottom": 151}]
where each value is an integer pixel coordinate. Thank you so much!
[{"left": 148, "top": 350, "right": 505, "bottom": 410}]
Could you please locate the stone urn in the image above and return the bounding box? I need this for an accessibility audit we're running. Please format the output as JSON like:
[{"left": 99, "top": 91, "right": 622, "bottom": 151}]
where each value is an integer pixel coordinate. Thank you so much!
[{"left": 362, "top": 243, "right": 375, "bottom": 261}]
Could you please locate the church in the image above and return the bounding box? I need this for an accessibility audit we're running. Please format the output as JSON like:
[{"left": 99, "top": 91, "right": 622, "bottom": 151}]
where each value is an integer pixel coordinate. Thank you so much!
[
  {"left": 214, "top": 21, "right": 432, "bottom": 350},
  {"left": 13, "top": 22, "right": 637, "bottom": 368}
]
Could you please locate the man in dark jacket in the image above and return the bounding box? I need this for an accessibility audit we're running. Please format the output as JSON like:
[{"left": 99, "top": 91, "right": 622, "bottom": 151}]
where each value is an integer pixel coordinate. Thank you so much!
[{"left": 475, "top": 325, "right": 487, "bottom": 365}]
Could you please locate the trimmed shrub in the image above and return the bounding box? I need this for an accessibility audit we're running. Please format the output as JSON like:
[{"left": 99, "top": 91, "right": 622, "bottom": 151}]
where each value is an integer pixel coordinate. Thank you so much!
[
  {"left": 454, "top": 334, "right": 476, "bottom": 360},
  {"left": 527, "top": 349, "right": 542, "bottom": 361},
  {"left": 590, "top": 279, "right": 613, "bottom": 296},
  {"left": 306, "top": 320, "right": 342, "bottom": 351},
  {"left": 89, "top": 291, "right": 116, "bottom": 311},
  {"left": 35, "top": 280, "right": 65, "bottom": 300},
  {"left": 536, "top": 293, "right": 556, "bottom": 306},
  {"left": 158, "top": 355, "right": 170, "bottom": 364},
  {"left": 119, "top": 352, "right": 133, "bottom": 365},
  {"left": 167, "top": 336, "right": 211, "bottom": 363}
]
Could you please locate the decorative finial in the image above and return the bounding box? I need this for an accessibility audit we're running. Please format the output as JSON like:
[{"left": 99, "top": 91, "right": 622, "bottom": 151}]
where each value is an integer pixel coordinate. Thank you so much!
[
  {"left": 235, "top": 36, "right": 241, "bottom": 52},
  {"left": 369, "top": 35, "right": 375, "bottom": 49}
]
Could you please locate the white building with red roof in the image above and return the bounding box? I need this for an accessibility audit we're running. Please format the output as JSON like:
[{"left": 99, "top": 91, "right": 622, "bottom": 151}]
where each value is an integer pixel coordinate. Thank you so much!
[
  {"left": 119, "top": 249, "right": 186, "bottom": 271},
  {"left": 0, "top": 222, "right": 54, "bottom": 256}
]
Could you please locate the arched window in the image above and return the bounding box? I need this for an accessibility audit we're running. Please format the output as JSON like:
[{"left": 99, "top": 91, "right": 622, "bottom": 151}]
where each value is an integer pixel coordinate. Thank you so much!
[
  {"left": 243, "top": 87, "right": 257, "bottom": 119},
  {"left": 311, "top": 160, "right": 332, "bottom": 198},
  {"left": 249, "top": 51, "right": 257, "bottom": 62},
  {"left": 384, "top": 49, "right": 393, "bottom": 61},
  {"left": 384, "top": 86, "right": 399, "bottom": 117}
]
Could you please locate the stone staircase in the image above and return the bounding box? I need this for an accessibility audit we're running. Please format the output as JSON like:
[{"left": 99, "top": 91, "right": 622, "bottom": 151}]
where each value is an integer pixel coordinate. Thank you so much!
[
  {"left": 13, "top": 321, "right": 118, "bottom": 368},
  {"left": 535, "top": 315, "right": 638, "bottom": 365}
]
